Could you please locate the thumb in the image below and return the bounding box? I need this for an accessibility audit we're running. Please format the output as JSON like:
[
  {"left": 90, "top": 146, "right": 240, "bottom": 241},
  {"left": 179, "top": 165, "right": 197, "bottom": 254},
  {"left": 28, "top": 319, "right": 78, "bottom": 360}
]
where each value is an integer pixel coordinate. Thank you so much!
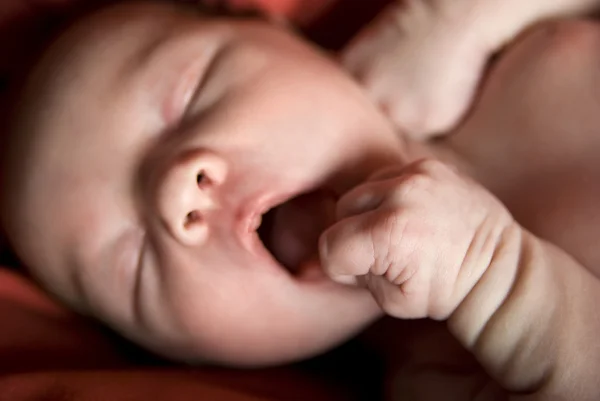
[{"left": 318, "top": 212, "right": 376, "bottom": 284}]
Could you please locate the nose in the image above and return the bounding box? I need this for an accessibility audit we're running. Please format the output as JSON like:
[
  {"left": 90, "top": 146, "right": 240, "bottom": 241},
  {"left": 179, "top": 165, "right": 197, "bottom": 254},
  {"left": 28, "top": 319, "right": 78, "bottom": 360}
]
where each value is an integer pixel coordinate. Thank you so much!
[{"left": 156, "top": 150, "right": 228, "bottom": 246}]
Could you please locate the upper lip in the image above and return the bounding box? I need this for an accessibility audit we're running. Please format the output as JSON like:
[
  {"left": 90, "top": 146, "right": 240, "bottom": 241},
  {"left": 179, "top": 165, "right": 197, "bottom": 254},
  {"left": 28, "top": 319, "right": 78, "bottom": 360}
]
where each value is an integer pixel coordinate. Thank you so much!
[
  {"left": 235, "top": 179, "right": 337, "bottom": 261},
  {"left": 236, "top": 190, "right": 296, "bottom": 255}
]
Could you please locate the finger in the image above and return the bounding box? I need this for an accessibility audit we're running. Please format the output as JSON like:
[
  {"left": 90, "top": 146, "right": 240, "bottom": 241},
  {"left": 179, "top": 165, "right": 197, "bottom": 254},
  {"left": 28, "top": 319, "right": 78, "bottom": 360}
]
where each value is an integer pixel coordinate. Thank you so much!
[
  {"left": 335, "top": 180, "right": 388, "bottom": 220},
  {"left": 335, "top": 165, "right": 414, "bottom": 220},
  {"left": 364, "top": 273, "right": 419, "bottom": 319},
  {"left": 319, "top": 212, "right": 378, "bottom": 280}
]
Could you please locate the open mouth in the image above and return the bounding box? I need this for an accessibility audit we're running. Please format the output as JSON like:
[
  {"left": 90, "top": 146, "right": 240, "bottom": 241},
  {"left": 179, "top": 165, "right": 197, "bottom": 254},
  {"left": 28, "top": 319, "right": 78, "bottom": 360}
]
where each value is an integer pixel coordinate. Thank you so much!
[{"left": 255, "top": 190, "right": 337, "bottom": 275}]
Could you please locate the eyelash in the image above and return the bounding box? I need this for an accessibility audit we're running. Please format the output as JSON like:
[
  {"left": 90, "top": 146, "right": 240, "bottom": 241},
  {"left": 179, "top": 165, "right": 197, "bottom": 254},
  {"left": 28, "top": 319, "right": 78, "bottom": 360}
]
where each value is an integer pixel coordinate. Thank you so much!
[
  {"left": 180, "top": 76, "right": 204, "bottom": 122},
  {"left": 178, "top": 41, "right": 229, "bottom": 125},
  {"left": 167, "top": 61, "right": 208, "bottom": 129},
  {"left": 178, "top": 49, "right": 219, "bottom": 125}
]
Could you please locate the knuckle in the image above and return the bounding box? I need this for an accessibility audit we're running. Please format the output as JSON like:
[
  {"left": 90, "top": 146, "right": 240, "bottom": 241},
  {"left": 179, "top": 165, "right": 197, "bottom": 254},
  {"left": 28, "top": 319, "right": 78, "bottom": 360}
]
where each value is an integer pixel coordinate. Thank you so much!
[
  {"left": 389, "top": 263, "right": 416, "bottom": 287},
  {"left": 394, "top": 171, "right": 431, "bottom": 201},
  {"left": 377, "top": 210, "right": 405, "bottom": 240}
]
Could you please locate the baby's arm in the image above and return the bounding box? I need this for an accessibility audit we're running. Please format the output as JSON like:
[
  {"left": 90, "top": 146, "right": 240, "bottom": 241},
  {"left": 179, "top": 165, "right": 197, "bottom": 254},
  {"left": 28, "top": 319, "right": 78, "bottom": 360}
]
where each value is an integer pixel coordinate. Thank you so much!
[
  {"left": 452, "top": 231, "right": 600, "bottom": 400},
  {"left": 343, "top": 0, "right": 600, "bottom": 139},
  {"left": 319, "top": 159, "right": 600, "bottom": 400}
]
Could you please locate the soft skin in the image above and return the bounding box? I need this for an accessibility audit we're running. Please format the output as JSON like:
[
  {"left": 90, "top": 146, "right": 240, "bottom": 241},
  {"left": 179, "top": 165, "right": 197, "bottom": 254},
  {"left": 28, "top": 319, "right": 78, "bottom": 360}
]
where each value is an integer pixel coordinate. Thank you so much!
[
  {"left": 3, "top": 3, "right": 600, "bottom": 398},
  {"left": 1, "top": 1, "right": 411, "bottom": 366},
  {"left": 325, "top": 20, "right": 600, "bottom": 400},
  {"left": 342, "top": 0, "right": 600, "bottom": 138},
  {"left": 321, "top": 159, "right": 600, "bottom": 400}
]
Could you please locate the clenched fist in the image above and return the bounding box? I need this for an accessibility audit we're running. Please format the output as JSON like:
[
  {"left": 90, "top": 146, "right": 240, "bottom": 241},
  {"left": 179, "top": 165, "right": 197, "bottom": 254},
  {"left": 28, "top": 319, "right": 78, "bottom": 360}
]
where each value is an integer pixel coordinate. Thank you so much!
[
  {"left": 341, "top": 1, "right": 492, "bottom": 139},
  {"left": 319, "top": 159, "right": 514, "bottom": 320}
]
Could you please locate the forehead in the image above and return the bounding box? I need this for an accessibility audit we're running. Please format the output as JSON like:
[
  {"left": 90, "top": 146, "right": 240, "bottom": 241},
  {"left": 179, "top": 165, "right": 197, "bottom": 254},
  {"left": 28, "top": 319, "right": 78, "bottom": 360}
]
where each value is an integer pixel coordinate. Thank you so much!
[{"left": 37, "top": 3, "right": 201, "bottom": 92}]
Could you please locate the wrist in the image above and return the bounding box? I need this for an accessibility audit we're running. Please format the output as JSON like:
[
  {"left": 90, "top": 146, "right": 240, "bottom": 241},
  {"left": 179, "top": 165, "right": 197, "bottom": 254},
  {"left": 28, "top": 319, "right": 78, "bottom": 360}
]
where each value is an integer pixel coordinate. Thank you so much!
[
  {"left": 449, "top": 226, "right": 563, "bottom": 392},
  {"left": 426, "top": 0, "right": 555, "bottom": 55},
  {"left": 432, "top": 0, "right": 527, "bottom": 54},
  {"left": 384, "top": 0, "right": 492, "bottom": 68},
  {"left": 393, "top": 0, "right": 499, "bottom": 64}
]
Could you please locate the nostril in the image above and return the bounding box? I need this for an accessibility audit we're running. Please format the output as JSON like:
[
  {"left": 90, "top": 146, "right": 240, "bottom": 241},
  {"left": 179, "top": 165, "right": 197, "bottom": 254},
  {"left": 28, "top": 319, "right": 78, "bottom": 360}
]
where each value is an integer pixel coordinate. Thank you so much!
[
  {"left": 157, "top": 150, "right": 228, "bottom": 246},
  {"left": 177, "top": 209, "right": 208, "bottom": 246},
  {"left": 196, "top": 172, "right": 205, "bottom": 186},
  {"left": 184, "top": 210, "right": 202, "bottom": 228}
]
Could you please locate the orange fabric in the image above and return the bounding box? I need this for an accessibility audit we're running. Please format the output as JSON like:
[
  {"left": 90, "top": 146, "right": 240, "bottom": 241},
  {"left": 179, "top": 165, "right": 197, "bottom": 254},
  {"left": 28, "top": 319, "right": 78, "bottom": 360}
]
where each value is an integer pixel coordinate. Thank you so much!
[
  {"left": 0, "top": 1, "right": 392, "bottom": 400},
  {"left": 0, "top": 268, "right": 381, "bottom": 400}
]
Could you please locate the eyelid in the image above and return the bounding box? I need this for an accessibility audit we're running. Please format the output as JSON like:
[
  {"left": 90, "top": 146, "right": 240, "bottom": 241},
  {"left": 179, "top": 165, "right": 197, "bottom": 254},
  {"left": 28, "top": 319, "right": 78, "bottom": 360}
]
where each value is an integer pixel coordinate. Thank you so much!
[
  {"left": 180, "top": 65, "right": 207, "bottom": 122},
  {"left": 165, "top": 59, "right": 208, "bottom": 125},
  {"left": 165, "top": 40, "right": 224, "bottom": 126}
]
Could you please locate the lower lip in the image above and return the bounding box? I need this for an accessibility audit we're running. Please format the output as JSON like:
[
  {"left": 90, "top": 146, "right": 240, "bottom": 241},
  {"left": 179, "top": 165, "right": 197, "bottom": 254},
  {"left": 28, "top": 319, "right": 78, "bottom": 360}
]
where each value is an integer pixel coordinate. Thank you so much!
[
  {"left": 242, "top": 227, "right": 343, "bottom": 288},
  {"left": 237, "top": 193, "right": 294, "bottom": 271},
  {"left": 237, "top": 187, "right": 337, "bottom": 281}
]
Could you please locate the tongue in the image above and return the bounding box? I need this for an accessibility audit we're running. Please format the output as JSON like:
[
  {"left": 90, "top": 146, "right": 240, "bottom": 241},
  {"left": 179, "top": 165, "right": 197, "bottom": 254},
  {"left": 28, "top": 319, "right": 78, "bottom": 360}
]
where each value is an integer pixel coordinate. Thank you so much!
[{"left": 266, "top": 191, "right": 336, "bottom": 273}]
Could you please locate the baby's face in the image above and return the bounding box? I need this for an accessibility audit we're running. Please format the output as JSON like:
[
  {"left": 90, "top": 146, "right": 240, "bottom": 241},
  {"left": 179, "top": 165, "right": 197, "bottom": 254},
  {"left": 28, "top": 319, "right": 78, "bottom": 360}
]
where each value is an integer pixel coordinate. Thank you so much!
[{"left": 1, "top": 1, "right": 406, "bottom": 365}]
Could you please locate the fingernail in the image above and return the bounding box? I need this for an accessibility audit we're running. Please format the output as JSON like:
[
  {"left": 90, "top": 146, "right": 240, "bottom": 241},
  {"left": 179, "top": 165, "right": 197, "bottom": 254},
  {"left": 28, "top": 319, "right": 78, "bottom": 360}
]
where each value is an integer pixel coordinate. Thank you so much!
[
  {"left": 333, "top": 274, "right": 359, "bottom": 286},
  {"left": 355, "top": 192, "right": 378, "bottom": 211},
  {"left": 338, "top": 192, "right": 381, "bottom": 219}
]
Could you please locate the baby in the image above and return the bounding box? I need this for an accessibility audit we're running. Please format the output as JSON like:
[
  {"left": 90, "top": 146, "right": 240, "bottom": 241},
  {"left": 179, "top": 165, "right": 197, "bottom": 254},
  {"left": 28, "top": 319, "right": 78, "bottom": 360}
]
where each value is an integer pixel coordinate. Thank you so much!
[{"left": 1, "top": 0, "right": 600, "bottom": 400}]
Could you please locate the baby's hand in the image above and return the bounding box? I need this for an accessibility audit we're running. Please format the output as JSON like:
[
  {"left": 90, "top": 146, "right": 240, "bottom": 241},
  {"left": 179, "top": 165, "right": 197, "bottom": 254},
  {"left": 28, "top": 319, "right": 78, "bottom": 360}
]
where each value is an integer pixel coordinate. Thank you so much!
[
  {"left": 321, "top": 160, "right": 600, "bottom": 398},
  {"left": 341, "top": 1, "right": 490, "bottom": 139},
  {"left": 319, "top": 159, "right": 512, "bottom": 320}
]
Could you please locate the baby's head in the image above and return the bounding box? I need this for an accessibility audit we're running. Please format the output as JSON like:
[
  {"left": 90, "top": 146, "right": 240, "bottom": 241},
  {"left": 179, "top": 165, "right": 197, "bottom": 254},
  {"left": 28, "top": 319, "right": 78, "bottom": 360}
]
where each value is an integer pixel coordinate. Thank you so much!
[{"left": 1, "top": 0, "right": 405, "bottom": 366}]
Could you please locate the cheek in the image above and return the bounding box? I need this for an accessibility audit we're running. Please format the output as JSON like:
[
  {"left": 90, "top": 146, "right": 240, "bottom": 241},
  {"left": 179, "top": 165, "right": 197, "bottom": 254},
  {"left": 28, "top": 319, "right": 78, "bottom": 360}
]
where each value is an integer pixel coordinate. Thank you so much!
[
  {"left": 161, "top": 269, "right": 299, "bottom": 362},
  {"left": 159, "top": 252, "right": 280, "bottom": 330}
]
